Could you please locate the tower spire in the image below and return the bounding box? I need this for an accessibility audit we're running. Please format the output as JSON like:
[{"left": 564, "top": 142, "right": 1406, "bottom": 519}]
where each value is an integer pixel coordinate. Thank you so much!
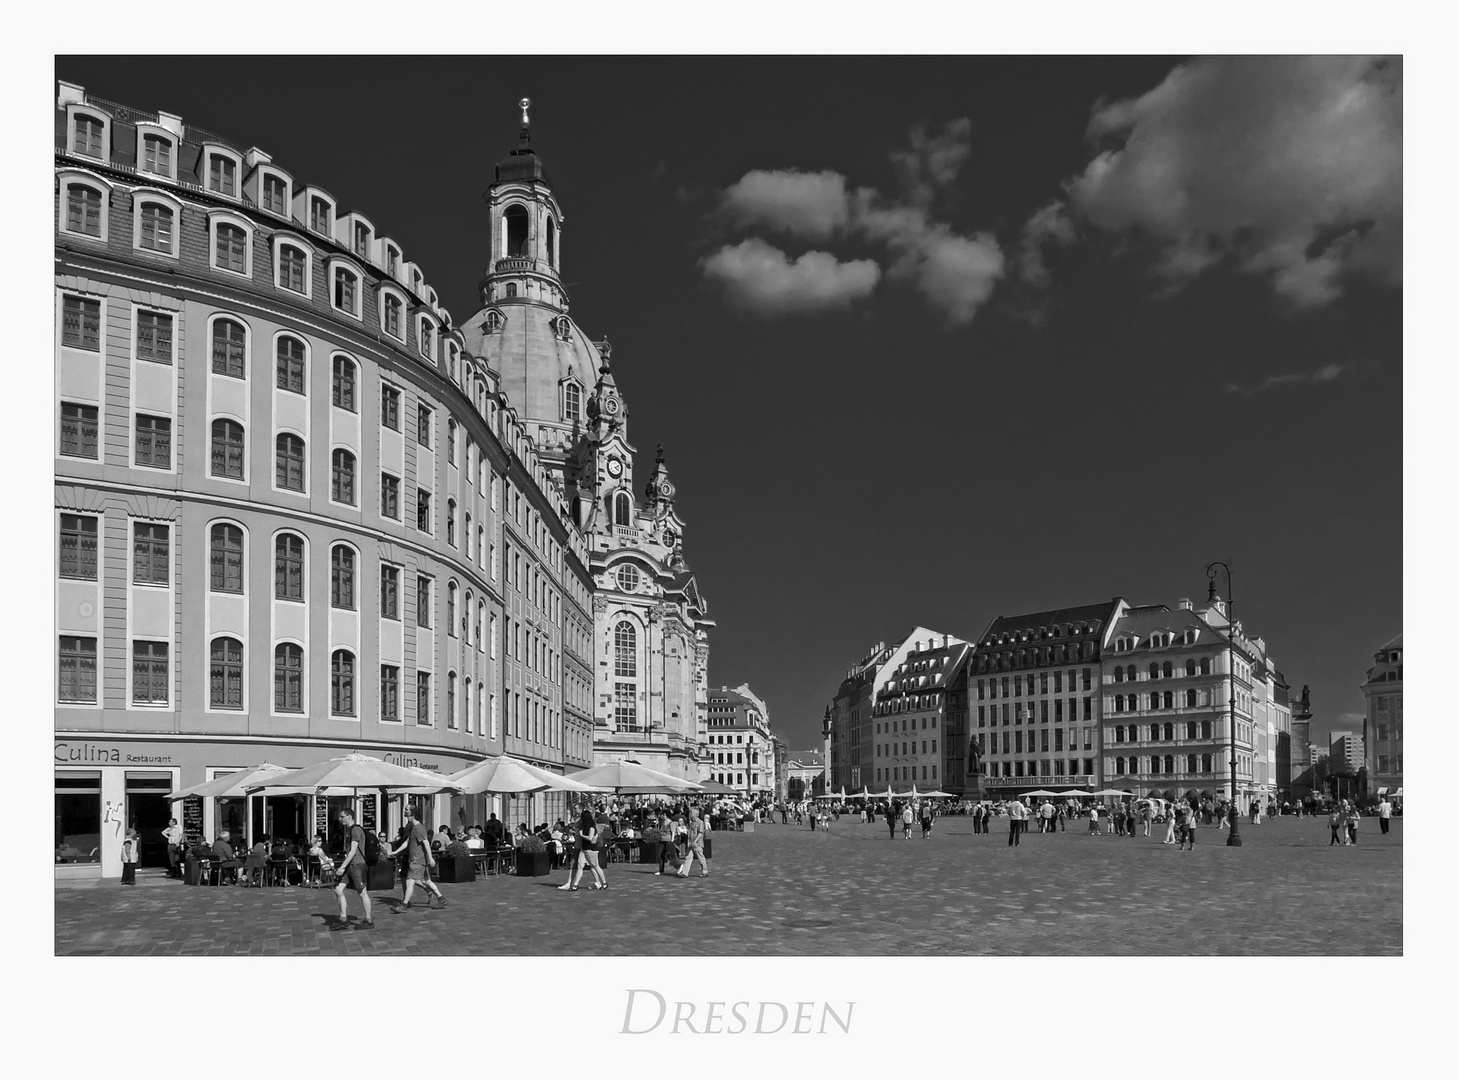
[{"left": 518, "top": 97, "right": 532, "bottom": 146}]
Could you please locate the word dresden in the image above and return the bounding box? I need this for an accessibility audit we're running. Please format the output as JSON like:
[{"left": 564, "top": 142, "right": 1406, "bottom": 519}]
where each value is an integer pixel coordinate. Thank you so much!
[{"left": 621, "top": 990, "right": 854, "bottom": 1035}]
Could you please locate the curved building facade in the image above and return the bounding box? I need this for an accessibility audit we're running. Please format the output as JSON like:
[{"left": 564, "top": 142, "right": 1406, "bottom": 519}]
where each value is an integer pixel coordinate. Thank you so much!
[{"left": 53, "top": 81, "right": 597, "bottom": 879}]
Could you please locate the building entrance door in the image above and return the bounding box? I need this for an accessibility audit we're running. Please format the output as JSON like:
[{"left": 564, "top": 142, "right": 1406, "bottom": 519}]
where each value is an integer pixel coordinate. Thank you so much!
[{"left": 126, "top": 775, "right": 174, "bottom": 868}]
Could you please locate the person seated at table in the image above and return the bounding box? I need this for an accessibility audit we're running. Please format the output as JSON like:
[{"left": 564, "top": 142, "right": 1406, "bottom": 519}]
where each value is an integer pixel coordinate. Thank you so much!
[
  {"left": 465, "top": 827, "right": 485, "bottom": 851},
  {"left": 211, "top": 830, "right": 242, "bottom": 883},
  {"left": 242, "top": 834, "right": 269, "bottom": 885},
  {"left": 498, "top": 827, "right": 515, "bottom": 850},
  {"left": 443, "top": 832, "right": 471, "bottom": 859}
]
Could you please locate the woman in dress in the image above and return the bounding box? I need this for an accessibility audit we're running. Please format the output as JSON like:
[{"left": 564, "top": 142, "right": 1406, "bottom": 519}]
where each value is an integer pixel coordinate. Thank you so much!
[{"left": 558, "top": 809, "right": 608, "bottom": 891}]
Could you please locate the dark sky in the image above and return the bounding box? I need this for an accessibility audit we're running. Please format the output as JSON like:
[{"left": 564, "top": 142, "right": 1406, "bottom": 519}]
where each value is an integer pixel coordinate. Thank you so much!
[{"left": 56, "top": 56, "right": 1401, "bottom": 750}]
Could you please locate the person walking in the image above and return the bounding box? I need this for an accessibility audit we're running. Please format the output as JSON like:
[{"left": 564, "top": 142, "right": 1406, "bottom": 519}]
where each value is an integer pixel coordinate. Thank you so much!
[
  {"left": 1346, "top": 802, "right": 1360, "bottom": 845},
  {"left": 901, "top": 802, "right": 914, "bottom": 839},
  {"left": 1330, "top": 803, "right": 1344, "bottom": 846},
  {"left": 1162, "top": 804, "right": 1177, "bottom": 844},
  {"left": 887, "top": 803, "right": 898, "bottom": 840},
  {"left": 560, "top": 809, "right": 608, "bottom": 890},
  {"left": 1378, "top": 796, "right": 1392, "bottom": 835},
  {"left": 389, "top": 807, "right": 447, "bottom": 910},
  {"left": 1141, "top": 803, "right": 1152, "bottom": 837},
  {"left": 678, "top": 807, "right": 710, "bottom": 878},
  {"left": 920, "top": 803, "right": 934, "bottom": 839},
  {"left": 1087, "top": 804, "right": 1099, "bottom": 836},
  {"left": 331, "top": 809, "right": 374, "bottom": 929}
]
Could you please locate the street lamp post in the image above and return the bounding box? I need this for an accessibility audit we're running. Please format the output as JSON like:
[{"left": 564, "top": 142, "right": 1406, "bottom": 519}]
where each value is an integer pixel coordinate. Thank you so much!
[{"left": 1206, "top": 561, "right": 1242, "bottom": 847}]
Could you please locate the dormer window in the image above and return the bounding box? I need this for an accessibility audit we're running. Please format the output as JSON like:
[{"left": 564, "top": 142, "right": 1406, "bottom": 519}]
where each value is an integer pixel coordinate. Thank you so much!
[
  {"left": 380, "top": 288, "right": 405, "bottom": 341},
  {"left": 310, "top": 196, "right": 332, "bottom": 235},
  {"left": 207, "top": 153, "right": 237, "bottom": 197},
  {"left": 72, "top": 112, "right": 106, "bottom": 159},
  {"left": 261, "top": 173, "right": 288, "bottom": 215},
  {"left": 136, "top": 198, "right": 178, "bottom": 256},
  {"left": 554, "top": 316, "right": 572, "bottom": 342},
  {"left": 331, "top": 263, "right": 360, "bottom": 318},
  {"left": 418, "top": 317, "right": 435, "bottom": 360},
  {"left": 61, "top": 178, "right": 106, "bottom": 240},
  {"left": 209, "top": 213, "right": 253, "bottom": 277},
  {"left": 140, "top": 133, "right": 173, "bottom": 179},
  {"left": 385, "top": 245, "right": 400, "bottom": 275},
  {"left": 564, "top": 381, "right": 581, "bottom": 423},
  {"left": 483, "top": 310, "right": 504, "bottom": 334},
  {"left": 274, "top": 239, "right": 310, "bottom": 297}
]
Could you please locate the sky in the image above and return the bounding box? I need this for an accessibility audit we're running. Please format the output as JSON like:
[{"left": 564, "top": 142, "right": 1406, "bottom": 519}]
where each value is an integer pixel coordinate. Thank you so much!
[{"left": 54, "top": 55, "right": 1402, "bottom": 750}]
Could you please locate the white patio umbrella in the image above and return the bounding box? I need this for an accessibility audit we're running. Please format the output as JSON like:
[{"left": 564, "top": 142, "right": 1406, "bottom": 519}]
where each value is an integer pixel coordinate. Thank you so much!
[
  {"left": 1092, "top": 789, "right": 1136, "bottom": 798},
  {"left": 1024, "top": 789, "right": 1060, "bottom": 798},
  {"left": 1056, "top": 790, "right": 1093, "bottom": 798},
  {"left": 168, "top": 762, "right": 290, "bottom": 801},
  {"left": 245, "top": 753, "right": 463, "bottom": 795},
  {"left": 918, "top": 790, "right": 956, "bottom": 798},
  {"left": 449, "top": 755, "right": 607, "bottom": 795},
  {"left": 568, "top": 760, "right": 704, "bottom": 795}
]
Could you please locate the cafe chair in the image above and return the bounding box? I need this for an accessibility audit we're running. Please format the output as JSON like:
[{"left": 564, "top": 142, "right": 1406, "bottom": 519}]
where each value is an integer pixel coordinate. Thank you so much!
[{"left": 266, "top": 856, "right": 292, "bottom": 887}]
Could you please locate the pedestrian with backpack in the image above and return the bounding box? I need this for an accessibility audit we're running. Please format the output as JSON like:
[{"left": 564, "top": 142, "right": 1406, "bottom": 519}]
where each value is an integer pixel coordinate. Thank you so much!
[
  {"left": 332, "top": 809, "right": 374, "bottom": 929},
  {"left": 389, "top": 806, "right": 447, "bottom": 910}
]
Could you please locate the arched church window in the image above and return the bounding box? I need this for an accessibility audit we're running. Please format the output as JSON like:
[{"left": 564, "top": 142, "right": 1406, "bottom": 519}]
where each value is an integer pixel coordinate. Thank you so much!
[
  {"left": 505, "top": 283, "right": 517, "bottom": 298},
  {"left": 547, "top": 218, "right": 556, "bottom": 269},
  {"left": 503, "top": 204, "right": 529, "bottom": 257},
  {"left": 484, "top": 310, "right": 503, "bottom": 333},
  {"left": 614, "top": 622, "right": 636, "bottom": 677},
  {"left": 614, "top": 491, "right": 632, "bottom": 527},
  {"left": 564, "top": 382, "right": 581, "bottom": 423}
]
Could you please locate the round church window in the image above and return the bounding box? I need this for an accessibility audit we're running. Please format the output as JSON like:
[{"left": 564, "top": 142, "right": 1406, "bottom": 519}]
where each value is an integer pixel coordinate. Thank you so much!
[{"left": 616, "top": 565, "right": 641, "bottom": 593}]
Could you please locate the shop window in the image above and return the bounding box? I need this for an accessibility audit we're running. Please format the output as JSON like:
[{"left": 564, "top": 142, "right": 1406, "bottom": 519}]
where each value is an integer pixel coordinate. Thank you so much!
[{"left": 55, "top": 773, "right": 102, "bottom": 863}]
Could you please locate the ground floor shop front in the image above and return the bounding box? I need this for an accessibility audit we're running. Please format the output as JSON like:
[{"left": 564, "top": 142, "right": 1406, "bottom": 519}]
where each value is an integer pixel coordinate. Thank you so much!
[{"left": 55, "top": 733, "right": 582, "bottom": 881}]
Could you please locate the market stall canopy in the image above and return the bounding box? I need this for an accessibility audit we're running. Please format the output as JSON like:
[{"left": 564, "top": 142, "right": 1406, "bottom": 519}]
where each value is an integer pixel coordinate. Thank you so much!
[
  {"left": 1024, "top": 789, "right": 1060, "bottom": 797},
  {"left": 697, "top": 780, "right": 740, "bottom": 795},
  {"left": 245, "top": 753, "right": 463, "bottom": 795},
  {"left": 568, "top": 761, "right": 704, "bottom": 795},
  {"left": 168, "top": 763, "right": 290, "bottom": 801},
  {"left": 449, "top": 755, "right": 606, "bottom": 795}
]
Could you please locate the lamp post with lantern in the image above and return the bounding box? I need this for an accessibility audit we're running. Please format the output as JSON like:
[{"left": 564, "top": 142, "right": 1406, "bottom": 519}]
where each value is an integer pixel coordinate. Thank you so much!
[{"left": 1206, "top": 561, "right": 1242, "bottom": 847}]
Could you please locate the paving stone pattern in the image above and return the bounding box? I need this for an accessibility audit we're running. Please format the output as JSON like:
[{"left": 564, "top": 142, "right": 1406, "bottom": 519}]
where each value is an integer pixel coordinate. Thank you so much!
[{"left": 54, "top": 815, "right": 1401, "bottom": 956}]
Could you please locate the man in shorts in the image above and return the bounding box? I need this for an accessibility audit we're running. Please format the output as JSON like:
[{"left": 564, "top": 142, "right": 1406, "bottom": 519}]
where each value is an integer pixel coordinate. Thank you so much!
[
  {"left": 390, "top": 806, "right": 447, "bottom": 910},
  {"left": 332, "top": 809, "right": 374, "bottom": 930}
]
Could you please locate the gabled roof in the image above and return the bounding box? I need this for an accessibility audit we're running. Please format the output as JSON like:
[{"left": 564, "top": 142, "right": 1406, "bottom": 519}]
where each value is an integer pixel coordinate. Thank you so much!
[{"left": 979, "top": 599, "right": 1122, "bottom": 644}]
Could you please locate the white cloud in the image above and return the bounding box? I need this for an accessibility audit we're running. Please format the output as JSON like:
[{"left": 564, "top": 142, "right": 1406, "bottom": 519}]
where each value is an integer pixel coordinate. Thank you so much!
[
  {"left": 857, "top": 194, "right": 1004, "bottom": 324},
  {"left": 700, "top": 238, "right": 880, "bottom": 316},
  {"left": 1063, "top": 55, "right": 1401, "bottom": 306},
  {"left": 718, "top": 169, "right": 851, "bottom": 240},
  {"left": 1015, "top": 200, "right": 1076, "bottom": 287},
  {"left": 1226, "top": 362, "right": 1348, "bottom": 396},
  {"left": 890, "top": 118, "right": 973, "bottom": 206}
]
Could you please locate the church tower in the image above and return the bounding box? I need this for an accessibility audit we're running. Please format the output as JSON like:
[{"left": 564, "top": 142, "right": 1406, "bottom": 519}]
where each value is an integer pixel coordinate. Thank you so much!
[{"left": 462, "top": 102, "right": 715, "bottom": 782}]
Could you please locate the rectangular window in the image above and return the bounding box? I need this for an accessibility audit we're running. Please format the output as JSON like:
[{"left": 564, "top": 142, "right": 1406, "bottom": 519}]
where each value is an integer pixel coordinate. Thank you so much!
[
  {"left": 381, "top": 665, "right": 400, "bottom": 721},
  {"left": 334, "top": 268, "right": 356, "bottom": 313},
  {"left": 134, "top": 414, "right": 172, "bottom": 469},
  {"left": 59, "top": 513, "right": 100, "bottom": 580},
  {"left": 131, "top": 640, "right": 169, "bottom": 704},
  {"left": 135, "top": 311, "right": 173, "bottom": 363},
  {"left": 381, "top": 565, "right": 399, "bottom": 620},
  {"left": 279, "top": 246, "right": 307, "bottom": 293},
  {"left": 417, "top": 672, "right": 432, "bottom": 726},
  {"left": 311, "top": 197, "right": 331, "bottom": 234},
  {"left": 60, "top": 402, "right": 100, "bottom": 459},
  {"left": 381, "top": 473, "right": 400, "bottom": 519},
  {"left": 417, "top": 404, "right": 432, "bottom": 447},
  {"left": 417, "top": 489, "right": 431, "bottom": 533},
  {"left": 382, "top": 385, "right": 400, "bottom": 431},
  {"left": 416, "top": 576, "right": 431, "bottom": 628},
  {"left": 62, "top": 296, "right": 101, "bottom": 351},
  {"left": 262, "top": 175, "right": 287, "bottom": 214},
  {"left": 208, "top": 154, "right": 236, "bottom": 196},
  {"left": 215, "top": 224, "right": 247, "bottom": 273},
  {"left": 132, "top": 522, "right": 169, "bottom": 585},
  {"left": 354, "top": 223, "right": 370, "bottom": 257},
  {"left": 614, "top": 682, "right": 638, "bottom": 731},
  {"left": 384, "top": 295, "right": 401, "bottom": 338},
  {"left": 73, "top": 115, "right": 104, "bottom": 158},
  {"left": 59, "top": 635, "right": 98, "bottom": 702}
]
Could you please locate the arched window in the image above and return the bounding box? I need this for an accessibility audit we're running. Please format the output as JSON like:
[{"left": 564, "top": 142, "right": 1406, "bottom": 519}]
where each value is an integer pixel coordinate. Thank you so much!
[
  {"left": 139, "top": 202, "right": 174, "bottom": 253},
  {"left": 1164, "top": 755, "right": 1175, "bottom": 775},
  {"left": 276, "top": 335, "right": 306, "bottom": 393},
  {"left": 1185, "top": 689, "right": 1197, "bottom": 708},
  {"left": 1126, "top": 665, "right": 1137, "bottom": 682},
  {"left": 331, "top": 355, "right": 356, "bottom": 411},
  {"left": 330, "top": 649, "right": 355, "bottom": 716},
  {"left": 275, "top": 434, "right": 305, "bottom": 491},
  {"left": 274, "top": 643, "right": 303, "bottom": 712},
  {"left": 1162, "top": 661, "right": 1173, "bottom": 678},
  {"left": 211, "top": 320, "right": 244, "bottom": 378},
  {"left": 65, "top": 182, "right": 103, "bottom": 237},
  {"left": 1186, "top": 721, "right": 1198, "bottom": 739},
  {"left": 1200, "top": 719, "right": 1212, "bottom": 739},
  {"left": 383, "top": 294, "right": 403, "bottom": 338},
  {"left": 1163, "top": 722, "right": 1174, "bottom": 741},
  {"left": 72, "top": 112, "right": 105, "bottom": 157},
  {"left": 446, "top": 499, "right": 457, "bottom": 546},
  {"left": 1187, "top": 754, "right": 1198, "bottom": 774},
  {"left": 1185, "top": 659, "right": 1197, "bottom": 677},
  {"left": 209, "top": 637, "right": 244, "bottom": 709},
  {"left": 613, "top": 491, "right": 632, "bottom": 527},
  {"left": 1116, "top": 757, "right": 1125, "bottom": 775},
  {"left": 505, "top": 283, "right": 518, "bottom": 298},
  {"left": 1147, "top": 723, "right": 1157, "bottom": 743},
  {"left": 546, "top": 217, "right": 557, "bottom": 268},
  {"left": 1201, "top": 753, "right": 1213, "bottom": 773},
  {"left": 447, "top": 583, "right": 457, "bottom": 636},
  {"left": 333, "top": 266, "right": 359, "bottom": 315},
  {"left": 1199, "top": 657, "right": 1211, "bottom": 675},
  {"left": 503, "top": 203, "right": 529, "bottom": 257},
  {"left": 331, "top": 449, "right": 356, "bottom": 505},
  {"left": 564, "top": 382, "right": 581, "bottom": 423},
  {"left": 1115, "top": 725, "right": 1125, "bottom": 743},
  {"left": 1149, "top": 755, "right": 1159, "bottom": 775},
  {"left": 210, "top": 419, "right": 245, "bottom": 478},
  {"left": 614, "top": 621, "right": 637, "bottom": 677},
  {"left": 447, "top": 672, "right": 457, "bottom": 728},
  {"left": 1114, "top": 696, "right": 1125, "bottom": 713},
  {"left": 215, "top": 222, "right": 248, "bottom": 273},
  {"left": 1149, "top": 662, "right": 1160, "bottom": 680},
  {"left": 1163, "top": 691, "right": 1174, "bottom": 710},
  {"left": 330, "top": 545, "right": 355, "bottom": 609},
  {"left": 274, "top": 533, "right": 304, "bottom": 600},
  {"left": 278, "top": 243, "right": 307, "bottom": 293},
  {"left": 209, "top": 523, "right": 244, "bottom": 592},
  {"left": 1114, "top": 667, "right": 1124, "bottom": 683}
]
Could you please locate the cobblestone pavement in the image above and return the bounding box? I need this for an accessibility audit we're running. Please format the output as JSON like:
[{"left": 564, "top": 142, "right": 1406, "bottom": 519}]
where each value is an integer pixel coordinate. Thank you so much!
[{"left": 54, "top": 815, "right": 1401, "bottom": 955}]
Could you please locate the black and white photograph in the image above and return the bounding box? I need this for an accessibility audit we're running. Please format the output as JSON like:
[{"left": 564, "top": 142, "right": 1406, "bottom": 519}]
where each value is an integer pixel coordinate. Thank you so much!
[{"left": 30, "top": 11, "right": 1436, "bottom": 1075}]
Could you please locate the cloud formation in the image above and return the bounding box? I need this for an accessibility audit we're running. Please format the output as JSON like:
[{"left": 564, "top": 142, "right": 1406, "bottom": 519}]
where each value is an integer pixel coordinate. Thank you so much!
[
  {"left": 718, "top": 169, "right": 851, "bottom": 241},
  {"left": 700, "top": 238, "right": 880, "bottom": 316},
  {"left": 705, "top": 119, "right": 1003, "bottom": 325},
  {"left": 1025, "top": 56, "right": 1402, "bottom": 307},
  {"left": 1226, "top": 362, "right": 1347, "bottom": 396}
]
